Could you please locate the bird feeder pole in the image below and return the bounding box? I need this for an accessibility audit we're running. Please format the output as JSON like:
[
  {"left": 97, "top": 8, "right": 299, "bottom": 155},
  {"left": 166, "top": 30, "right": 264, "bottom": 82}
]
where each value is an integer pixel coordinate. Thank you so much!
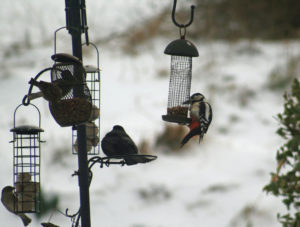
[{"left": 64, "top": 0, "right": 91, "bottom": 227}]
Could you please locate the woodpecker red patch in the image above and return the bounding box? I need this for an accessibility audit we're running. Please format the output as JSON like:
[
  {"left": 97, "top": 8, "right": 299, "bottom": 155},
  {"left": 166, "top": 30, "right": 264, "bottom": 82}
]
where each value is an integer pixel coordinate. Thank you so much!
[{"left": 189, "top": 120, "right": 200, "bottom": 131}]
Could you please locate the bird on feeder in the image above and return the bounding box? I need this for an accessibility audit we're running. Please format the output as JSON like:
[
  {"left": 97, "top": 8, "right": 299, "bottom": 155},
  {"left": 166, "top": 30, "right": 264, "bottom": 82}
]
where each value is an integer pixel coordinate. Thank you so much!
[
  {"left": 180, "top": 93, "right": 213, "bottom": 147},
  {"left": 101, "top": 125, "right": 151, "bottom": 165},
  {"left": 162, "top": 0, "right": 199, "bottom": 125},
  {"left": 28, "top": 70, "right": 81, "bottom": 101},
  {"left": 29, "top": 79, "right": 62, "bottom": 103},
  {"left": 54, "top": 69, "right": 81, "bottom": 96},
  {"left": 1, "top": 186, "right": 32, "bottom": 226}
]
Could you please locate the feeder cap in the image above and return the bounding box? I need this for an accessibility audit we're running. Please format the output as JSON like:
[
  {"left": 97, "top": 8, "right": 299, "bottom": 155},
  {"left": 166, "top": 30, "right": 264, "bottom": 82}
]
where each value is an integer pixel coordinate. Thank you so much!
[
  {"left": 84, "top": 65, "right": 100, "bottom": 73},
  {"left": 10, "top": 125, "right": 44, "bottom": 135},
  {"left": 164, "top": 38, "right": 199, "bottom": 57},
  {"left": 51, "top": 53, "right": 82, "bottom": 65}
]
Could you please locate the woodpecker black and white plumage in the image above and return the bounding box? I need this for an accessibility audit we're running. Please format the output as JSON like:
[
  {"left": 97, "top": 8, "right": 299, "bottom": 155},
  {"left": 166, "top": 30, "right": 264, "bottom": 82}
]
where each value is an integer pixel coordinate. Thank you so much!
[
  {"left": 101, "top": 125, "right": 151, "bottom": 165},
  {"left": 180, "top": 93, "right": 213, "bottom": 147}
]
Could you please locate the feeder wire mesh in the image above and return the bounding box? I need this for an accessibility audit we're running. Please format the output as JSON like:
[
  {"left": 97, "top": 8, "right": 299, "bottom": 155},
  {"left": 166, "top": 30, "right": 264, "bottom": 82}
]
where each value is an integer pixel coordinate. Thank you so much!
[
  {"left": 11, "top": 104, "right": 43, "bottom": 213},
  {"left": 72, "top": 42, "right": 101, "bottom": 155},
  {"left": 49, "top": 53, "right": 92, "bottom": 127},
  {"left": 167, "top": 55, "right": 192, "bottom": 110},
  {"left": 162, "top": 55, "right": 192, "bottom": 124}
]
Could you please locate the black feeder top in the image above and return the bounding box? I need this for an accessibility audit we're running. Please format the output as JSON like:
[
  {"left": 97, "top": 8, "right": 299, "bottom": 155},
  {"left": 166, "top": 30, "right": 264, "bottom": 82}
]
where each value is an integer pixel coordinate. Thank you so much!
[
  {"left": 11, "top": 125, "right": 44, "bottom": 135},
  {"left": 164, "top": 38, "right": 199, "bottom": 57}
]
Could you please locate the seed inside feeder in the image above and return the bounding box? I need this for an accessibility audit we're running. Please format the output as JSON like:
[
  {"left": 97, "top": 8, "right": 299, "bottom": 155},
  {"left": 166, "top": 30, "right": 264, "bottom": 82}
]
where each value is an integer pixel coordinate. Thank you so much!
[{"left": 167, "top": 106, "right": 188, "bottom": 116}]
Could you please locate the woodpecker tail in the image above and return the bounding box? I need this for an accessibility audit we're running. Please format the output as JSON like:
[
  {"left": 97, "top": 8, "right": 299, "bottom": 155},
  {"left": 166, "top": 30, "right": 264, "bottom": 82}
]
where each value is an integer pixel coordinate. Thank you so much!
[{"left": 180, "top": 128, "right": 202, "bottom": 148}]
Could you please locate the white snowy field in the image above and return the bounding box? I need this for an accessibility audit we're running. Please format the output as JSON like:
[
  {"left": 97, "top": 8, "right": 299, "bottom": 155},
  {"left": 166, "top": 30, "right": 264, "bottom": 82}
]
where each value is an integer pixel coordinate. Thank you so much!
[{"left": 0, "top": 0, "right": 299, "bottom": 227}]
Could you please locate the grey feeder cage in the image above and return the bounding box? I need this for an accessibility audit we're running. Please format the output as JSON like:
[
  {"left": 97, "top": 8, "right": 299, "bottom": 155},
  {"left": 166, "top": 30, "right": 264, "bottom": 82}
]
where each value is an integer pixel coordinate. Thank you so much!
[
  {"left": 10, "top": 103, "right": 43, "bottom": 213},
  {"left": 162, "top": 0, "right": 199, "bottom": 124},
  {"left": 73, "top": 42, "right": 101, "bottom": 155}
]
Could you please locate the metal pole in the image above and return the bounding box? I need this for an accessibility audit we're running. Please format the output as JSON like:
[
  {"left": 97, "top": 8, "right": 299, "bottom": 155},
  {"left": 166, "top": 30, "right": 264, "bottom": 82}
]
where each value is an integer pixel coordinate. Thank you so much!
[{"left": 65, "top": 0, "right": 91, "bottom": 227}]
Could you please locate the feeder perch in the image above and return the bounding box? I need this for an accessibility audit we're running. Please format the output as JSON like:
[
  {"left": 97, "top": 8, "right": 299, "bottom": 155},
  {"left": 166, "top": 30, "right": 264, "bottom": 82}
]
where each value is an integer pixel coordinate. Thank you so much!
[
  {"left": 162, "top": 0, "right": 198, "bottom": 124},
  {"left": 72, "top": 43, "right": 101, "bottom": 155},
  {"left": 50, "top": 53, "right": 92, "bottom": 127},
  {"left": 10, "top": 104, "right": 43, "bottom": 213}
]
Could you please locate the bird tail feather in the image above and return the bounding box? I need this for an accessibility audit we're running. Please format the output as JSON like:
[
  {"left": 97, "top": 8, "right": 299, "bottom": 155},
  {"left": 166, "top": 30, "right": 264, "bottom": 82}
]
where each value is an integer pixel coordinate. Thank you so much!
[
  {"left": 180, "top": 128, "right": 202, "bottom": 148},
  {"left": 29, "top": 78, "right": 39, "bottom": 86},
  {"left": 28, "top": 92, "right": 43, "bottom": 101},
  {"left": 20, "top": 213, "right": 31, "bottom": 226}
]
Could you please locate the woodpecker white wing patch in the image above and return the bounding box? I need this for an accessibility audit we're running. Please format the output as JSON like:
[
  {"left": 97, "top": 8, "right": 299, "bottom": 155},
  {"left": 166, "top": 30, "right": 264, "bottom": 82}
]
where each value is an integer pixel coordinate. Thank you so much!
[
  {"left": 181, "top": 99, "right": 212, "bottom": 147},
  {"left": 200, "top": 101, "right": 212, "bottom": 123}
]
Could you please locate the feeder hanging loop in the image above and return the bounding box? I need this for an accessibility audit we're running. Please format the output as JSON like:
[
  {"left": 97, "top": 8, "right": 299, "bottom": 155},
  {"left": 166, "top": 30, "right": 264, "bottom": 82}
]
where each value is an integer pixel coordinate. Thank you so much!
[
  {"left": 171, "top": 0, "right": 195, "bottom": 28},
  {"left": 179, "top": 27, "right": 187, "bottom": 39}
]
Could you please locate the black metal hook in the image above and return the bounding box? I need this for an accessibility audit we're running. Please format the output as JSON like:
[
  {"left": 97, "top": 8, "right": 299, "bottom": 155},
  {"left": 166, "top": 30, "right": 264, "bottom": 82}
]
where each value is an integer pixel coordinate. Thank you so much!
[{"left": 171, "top": 0, "right": 195, "bottom": 28}]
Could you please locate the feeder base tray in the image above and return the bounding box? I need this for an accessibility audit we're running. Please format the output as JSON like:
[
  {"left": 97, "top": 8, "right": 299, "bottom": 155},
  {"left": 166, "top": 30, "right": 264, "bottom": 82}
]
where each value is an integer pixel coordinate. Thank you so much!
[
  {"left": 162, "top": 115, "right": 191, "bottom": 125},
  {"left": 89, "top": 154, "right": 157, "bottom": 167}
]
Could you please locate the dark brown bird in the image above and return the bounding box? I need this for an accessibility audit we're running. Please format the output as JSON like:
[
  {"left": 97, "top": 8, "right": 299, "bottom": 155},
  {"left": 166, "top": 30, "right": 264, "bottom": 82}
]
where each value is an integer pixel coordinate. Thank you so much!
[
  {"left": 28, "top": 70, "right": 81, "bottom": 101},
  {"left": 101, "top": 125, "right": 150, "bottom": 165},
  {"left": 1, "top": 186, "right": 32, "bottom": 226},
  {"left": 29, "top": 79, "right": 62, "bottom": 103},
  {"left": 54, "top": 70, "right": 81, "bottom": 97}
]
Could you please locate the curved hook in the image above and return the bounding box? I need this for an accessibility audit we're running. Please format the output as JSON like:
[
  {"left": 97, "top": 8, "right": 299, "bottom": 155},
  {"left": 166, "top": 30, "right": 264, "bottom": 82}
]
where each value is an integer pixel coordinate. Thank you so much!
[
  {"left": 172, "top": 0, "right": 195, "bottom": 28},
  {"left": 22, "top": 67, "right": 56, "bottom": 106}
]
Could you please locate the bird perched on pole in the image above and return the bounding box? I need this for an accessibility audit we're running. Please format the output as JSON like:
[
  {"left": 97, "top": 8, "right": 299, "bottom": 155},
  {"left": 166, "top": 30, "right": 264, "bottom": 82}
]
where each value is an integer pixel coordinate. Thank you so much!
[
  {"left": 1, "top": 186, "right": 32, "bottom": 226},
  {"left": 180, "top": 93, "right": 212, "bottom": 147},
  {"left": 101, "top": 125, "right": 150, "bottom": 165}
]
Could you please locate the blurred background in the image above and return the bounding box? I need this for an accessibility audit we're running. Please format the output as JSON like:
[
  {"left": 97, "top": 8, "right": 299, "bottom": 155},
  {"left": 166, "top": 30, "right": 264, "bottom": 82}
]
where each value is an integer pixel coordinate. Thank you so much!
[{"left": 0, "top": 0, "right": 299, "bottom": 226}]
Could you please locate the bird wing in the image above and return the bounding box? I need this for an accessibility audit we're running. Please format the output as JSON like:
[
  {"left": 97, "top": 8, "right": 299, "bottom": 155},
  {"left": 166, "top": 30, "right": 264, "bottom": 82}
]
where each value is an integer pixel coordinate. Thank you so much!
[
  {"left": 101, "top": 131, "right": 138, "bottom": 157},
  {"left": 116, "top": 131, "right": 138, "bottom": 155}
]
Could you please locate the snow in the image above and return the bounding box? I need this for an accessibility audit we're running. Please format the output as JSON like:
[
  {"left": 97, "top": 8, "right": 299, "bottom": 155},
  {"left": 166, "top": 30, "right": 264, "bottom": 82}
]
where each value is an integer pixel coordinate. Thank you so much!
[{"left": 0, "top": 0, "right": 299, "bottom": 226}]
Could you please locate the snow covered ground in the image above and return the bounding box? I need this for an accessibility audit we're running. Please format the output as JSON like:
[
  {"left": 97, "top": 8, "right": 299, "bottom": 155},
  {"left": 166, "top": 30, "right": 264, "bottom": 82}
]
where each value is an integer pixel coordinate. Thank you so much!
[{"left": 0, "top": 0, "right": 299, "bottom": 226}]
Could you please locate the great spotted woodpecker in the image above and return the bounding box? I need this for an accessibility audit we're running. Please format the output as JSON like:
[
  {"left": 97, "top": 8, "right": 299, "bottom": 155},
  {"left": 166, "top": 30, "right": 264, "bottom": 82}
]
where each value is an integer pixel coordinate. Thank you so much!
[{"left": 181, "top": 93, "right": 213, "bottom": 147}]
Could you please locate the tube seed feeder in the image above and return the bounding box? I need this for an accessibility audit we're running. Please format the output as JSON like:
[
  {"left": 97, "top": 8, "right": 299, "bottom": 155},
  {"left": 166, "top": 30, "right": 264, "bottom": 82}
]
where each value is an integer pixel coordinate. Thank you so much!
[
  {"left": 10, "top": 103, "right": 43, "bottom": 213},
  {"left": 162, "top": 0, "right": 199, "bottom": 125},
  {"left": 73, "top": 42, "right": 101, "bottom": 155}
]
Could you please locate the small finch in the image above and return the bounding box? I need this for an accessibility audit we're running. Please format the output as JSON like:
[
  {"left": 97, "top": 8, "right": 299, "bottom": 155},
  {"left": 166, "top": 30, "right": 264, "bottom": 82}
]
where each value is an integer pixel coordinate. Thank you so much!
[
  {"left": 1, "top": 186, "right": 31, "bottom": 226},
  {"left": 28, "top": 70, "right": 80, "bottom": 101},
  {"left": 29, "top": 79, "right": 62, "bottom": 103}
]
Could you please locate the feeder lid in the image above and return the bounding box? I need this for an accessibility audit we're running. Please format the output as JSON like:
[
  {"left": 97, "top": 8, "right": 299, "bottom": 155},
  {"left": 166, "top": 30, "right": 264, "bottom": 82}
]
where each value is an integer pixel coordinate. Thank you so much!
[
  {"left": 84, "top": 65, "right": 100, "bottom": 73},
  {"left": 164, "top": 38, "right": 199, "bottom": 57},
  {"left": 51, "top": 53, "right": 82, "bottom": 65},
  {"left": 10, "top": 125, "right": 44, "bottom": 135}
]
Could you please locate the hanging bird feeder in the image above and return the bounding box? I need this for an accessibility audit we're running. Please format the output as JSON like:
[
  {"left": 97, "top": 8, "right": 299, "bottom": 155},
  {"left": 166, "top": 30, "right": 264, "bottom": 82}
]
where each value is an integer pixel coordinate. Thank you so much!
[
  {"left": 50, "top": 53, "right": 92, "bottom": 127},
  {"left": 162, "top": 0, "right": 199, "bottom": 125},
  {"left": 10, "top": 103, "right": 43, "bottom": 213},
  {"left": 73, "top": 42, "right": 101, "bottom": 155}
]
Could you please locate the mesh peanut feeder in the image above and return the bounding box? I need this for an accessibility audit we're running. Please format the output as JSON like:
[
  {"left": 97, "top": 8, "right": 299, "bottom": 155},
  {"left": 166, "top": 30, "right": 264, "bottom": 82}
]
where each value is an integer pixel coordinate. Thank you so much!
[
  {"left": 50, "top": 53, "right": 92, "bottom": 127},
  {"left": 10, "top": 104, "right": 43, "bottom": 213},
  {"left": 162, "top": 0, "right": 199, "bottom": 125}
]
